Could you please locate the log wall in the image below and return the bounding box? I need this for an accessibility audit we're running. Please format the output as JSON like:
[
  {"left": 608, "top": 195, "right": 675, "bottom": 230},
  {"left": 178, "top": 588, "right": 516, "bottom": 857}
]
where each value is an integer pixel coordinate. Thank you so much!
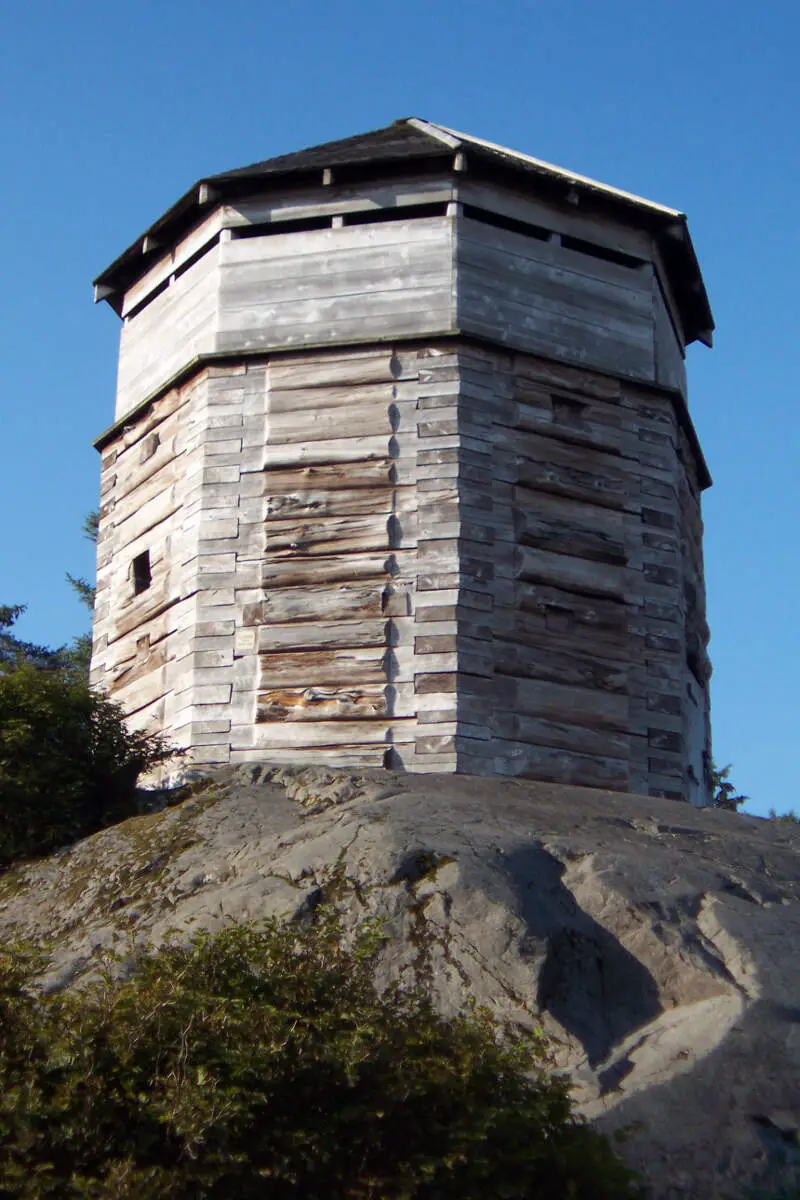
[
  {"left": 94, "top": 344, "right": 471, "bottom": 773},
  {"left": 114, "top": 217, "right": 456, "bottom": 422},
  {"left": 92, "top": 364, "right": 268, "bottom": 758},
  {"left": 456, "top": 217, "right": 656, "bottom": 384},
  {"left": 445, "top": 346, "right": 710, "bottom": 799},
  {"left": 95, "top": 173, "right": 711, "bottom": 801},
  {"left": 93, "top": 339, "right": 710, "bottom": 801},
  {"left": 111, "top": 185, "right": 691, "bottom": 423}
]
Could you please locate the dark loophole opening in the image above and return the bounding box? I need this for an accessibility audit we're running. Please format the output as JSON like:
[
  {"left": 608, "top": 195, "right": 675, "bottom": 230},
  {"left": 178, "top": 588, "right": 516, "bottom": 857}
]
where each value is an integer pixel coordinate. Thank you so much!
[
  {"left": 560, "top": 233, "right": 645, "bottom": 270},
  {"left": 343, "top": 201, "right": 448, "bottom": 226},
  {"left": 132, "top": 550, "right": 152, "bottom": 595},
  {"left": 234, "top": 215, "right": 332, "bottom": 239},
  {"left": 461, "top": 203, "right": 551, "bottom": 242}
]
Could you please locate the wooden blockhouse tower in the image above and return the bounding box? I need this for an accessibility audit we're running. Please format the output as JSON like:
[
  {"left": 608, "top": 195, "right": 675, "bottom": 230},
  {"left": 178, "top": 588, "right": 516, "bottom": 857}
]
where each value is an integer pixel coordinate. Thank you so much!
[{"left": 91, "top": 119, "right": 714, "bottom": 803}]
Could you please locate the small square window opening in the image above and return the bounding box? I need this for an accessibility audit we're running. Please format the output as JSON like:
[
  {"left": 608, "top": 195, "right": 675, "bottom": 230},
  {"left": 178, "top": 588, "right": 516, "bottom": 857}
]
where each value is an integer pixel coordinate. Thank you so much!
[{"left": 132, "top": 550, "right": 152, "bottom": 595}]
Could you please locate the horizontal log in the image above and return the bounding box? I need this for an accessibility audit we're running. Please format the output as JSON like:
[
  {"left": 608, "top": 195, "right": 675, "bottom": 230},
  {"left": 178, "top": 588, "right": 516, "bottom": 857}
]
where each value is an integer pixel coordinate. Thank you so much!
[
  {"left": 515, "top": 580, "right": 627, "bottom": 628},
  {"left": 513, "top": 356, "right": 623, "bottom": 402},
  {"left": 244, "top": 582, "right": 385, "bottom": 625},
  {"left": 493, "top": 641, "right": 627, "bottom": 692},
  {"left": 514, "top": 456, "right": 629, "bottom": 511},
  {"left": 262, "top": 460, "right": 393, "bottom": 494},
  {"left": 256, "top": 685, "right": 387, "bottom": 722},
  {"left": 249, "top": 718, "right": 413, "bottom": 749},
  {"left": 500, "top": 742, "right": 629, "bottom": 790},
  {"left": 261, "top": 551, "right": 396, "bottom": 587},
  {"left": 501, "top": 422, "right": 626, "bottom": 470},
  {"left": 501, "top": 675, "right": 628, "bottom": 731},
  {"left": 263, "top": 460, "right": 393, "bottom": 494},
  {"left": 268, "top": 350, "right": 398, "bottom": 391},
  {"left": 515, "top": 545, "right": 627, "bottom": 600},
  {"left": 263, "top": 433, "right": 392, "bottom": 468},
  {"left": 265, "top": 511, "right": 394, "bottom": 556},
  {"left": 512, "top": 486, "right": 625, "bottom": 534},
  {"left": 217, "top": 292, "right": 453, "bottom": 354},
  {"left": 493, "top": 713, "right": 630, "bottom": 759},
  {"left": 268, "top": 400, "right": 395, "bottom": 445},
  {"left": 230, "top": 745, "right": 389, "bottom": 767},
  {"left": 256, "top": 619, "right": 387, "bottom": 652},
  {"left": 266, "top": 486, "right": 398, "bottom": 521},
  {"left": 268, "top": 381, "right": 395, "bottom": 414},
  {"left": 514, "top": 509, "right": 626, "bottom": 565},
  {"left": 259, "top": 647, "right": 386, "bottom": 687}
]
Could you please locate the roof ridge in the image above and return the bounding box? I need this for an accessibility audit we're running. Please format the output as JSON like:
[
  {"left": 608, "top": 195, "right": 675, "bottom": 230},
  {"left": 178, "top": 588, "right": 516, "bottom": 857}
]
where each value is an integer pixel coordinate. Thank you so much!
[
  {"left": 210, "top": 118, "right": 449, "bottom": 183},
  {"left": 434, "top": 121, "right": 683, "bottom": 218},
  {"left": 91, "top": 117, "right": 711, "bottom": 349},
  {"left": 403, "top": 118, "right": 462, "bottom": 150}
]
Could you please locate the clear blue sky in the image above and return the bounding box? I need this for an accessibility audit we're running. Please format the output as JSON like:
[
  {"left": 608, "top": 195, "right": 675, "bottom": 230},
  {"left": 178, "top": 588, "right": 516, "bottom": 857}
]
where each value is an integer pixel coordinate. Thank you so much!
[{"left": 1, "top": 0, "right": 797, "bottom": 816}]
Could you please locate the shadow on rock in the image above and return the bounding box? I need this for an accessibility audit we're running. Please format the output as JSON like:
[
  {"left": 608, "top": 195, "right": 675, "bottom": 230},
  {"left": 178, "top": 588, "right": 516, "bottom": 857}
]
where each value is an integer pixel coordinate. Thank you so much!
[{"left": 506, "top": 844, "right": 663, "bottom": 1065}]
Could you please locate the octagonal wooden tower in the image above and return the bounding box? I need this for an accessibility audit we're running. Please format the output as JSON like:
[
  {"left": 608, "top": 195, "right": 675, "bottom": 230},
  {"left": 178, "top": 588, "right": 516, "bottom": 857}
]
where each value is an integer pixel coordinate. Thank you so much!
[{"left": 91, "top": 118, "right": 714, "bottom": 803}]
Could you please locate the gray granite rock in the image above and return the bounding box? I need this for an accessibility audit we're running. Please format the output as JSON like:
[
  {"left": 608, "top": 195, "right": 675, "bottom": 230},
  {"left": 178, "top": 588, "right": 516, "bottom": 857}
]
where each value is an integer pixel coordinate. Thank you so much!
[{"left": 1, "top": 766, "right": 798, "bottom": 1199}]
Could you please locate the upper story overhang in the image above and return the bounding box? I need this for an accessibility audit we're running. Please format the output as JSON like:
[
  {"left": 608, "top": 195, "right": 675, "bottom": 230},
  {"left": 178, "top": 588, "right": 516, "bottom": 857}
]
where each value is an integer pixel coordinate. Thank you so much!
[{"left": 93, "top": 118, "right": 714, "bottom": 349}]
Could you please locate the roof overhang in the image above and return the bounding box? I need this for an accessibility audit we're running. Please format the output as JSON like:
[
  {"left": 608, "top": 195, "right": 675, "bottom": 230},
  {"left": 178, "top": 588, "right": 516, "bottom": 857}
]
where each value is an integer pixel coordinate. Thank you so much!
[{"left": 92, "top": 118, "right": 714, "bottom": 346}]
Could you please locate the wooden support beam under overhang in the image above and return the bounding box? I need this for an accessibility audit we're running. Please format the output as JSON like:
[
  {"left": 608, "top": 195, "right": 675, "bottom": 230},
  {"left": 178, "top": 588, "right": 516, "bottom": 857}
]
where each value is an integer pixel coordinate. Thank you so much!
[{"left": 93, "top": 282, "right": 116, "bottom": 304}]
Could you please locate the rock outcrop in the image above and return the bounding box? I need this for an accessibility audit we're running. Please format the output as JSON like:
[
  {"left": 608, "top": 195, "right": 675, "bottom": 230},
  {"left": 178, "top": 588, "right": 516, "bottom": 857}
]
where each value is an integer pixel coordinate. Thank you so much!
[{"left": 1, "top": 767, "right": 798, "bottom": 1199}]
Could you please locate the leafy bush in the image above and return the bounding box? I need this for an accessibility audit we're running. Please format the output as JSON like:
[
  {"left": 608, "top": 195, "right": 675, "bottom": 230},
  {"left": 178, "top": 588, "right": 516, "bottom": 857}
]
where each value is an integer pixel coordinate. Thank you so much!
[
  {"left": 0, "top": 915, "right": 645, "bottom": 1198},
  {"left": 0, "top": 663, "right": 173, "bottom": 867}
]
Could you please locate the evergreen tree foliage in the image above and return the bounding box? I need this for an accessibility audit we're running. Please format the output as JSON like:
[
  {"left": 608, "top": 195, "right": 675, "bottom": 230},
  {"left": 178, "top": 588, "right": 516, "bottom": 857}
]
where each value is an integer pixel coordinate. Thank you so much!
[
  {"left": 63, "top": 508, "right": 100, "bottom": 681},
  {"left": 0, "top": 605, "right": 64, "bottom": 673},
  {"left": 711, "top": 761, "right": 749, "bottom": 811},
  {"left": 0, "top": 915, "right": 645, "bottom": 1198},
  {"left": 0, "top": 664, "right": 173, "bottom": 866},
  {"left": 2, "top": 510, "right": 100, "bottom": 683}
]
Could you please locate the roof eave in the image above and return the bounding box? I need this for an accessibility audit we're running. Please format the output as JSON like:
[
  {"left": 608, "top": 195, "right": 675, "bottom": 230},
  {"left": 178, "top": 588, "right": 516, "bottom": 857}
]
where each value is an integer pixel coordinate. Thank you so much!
[
  {"left": 92, "top": 177, "right": 216, "bottom": 298},
  {"left": 92, "top": 146, "right": 455, "bottom": 302},
  {"left": 91, "top": 118, "right": 714, "bottom": 344}
]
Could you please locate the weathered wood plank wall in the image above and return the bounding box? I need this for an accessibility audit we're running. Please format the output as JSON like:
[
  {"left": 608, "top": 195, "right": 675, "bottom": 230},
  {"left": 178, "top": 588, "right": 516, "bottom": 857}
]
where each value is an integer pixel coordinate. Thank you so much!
[
  {"left": 216, "top": 219, "right": 454, "bottom": 354},
  {"left": 95, "top": 344, "right": 472, "bottom": 772},
  {"left": 114, "top": 219, "right": 456, "bottom": 422},
  {"left": 93, "top": 372, "right": 211, "bottom": 738},
  {"left": 456, "top": 217, "right": 656, "bottom": 383},
  {"left": 115, "top": 250, "right": 221, "bottom": 421},
  {"left": 113, "top": 187, "right": 691, "bottom": 423},
  {"left": 95, "top": 171, "right": 710, "bottom": 799},
  {"left": 445, "top": 346, "right": 710, "bottom": 798},
  {"left": 93, "top": 339, "right": 709, "bottom": 798}
]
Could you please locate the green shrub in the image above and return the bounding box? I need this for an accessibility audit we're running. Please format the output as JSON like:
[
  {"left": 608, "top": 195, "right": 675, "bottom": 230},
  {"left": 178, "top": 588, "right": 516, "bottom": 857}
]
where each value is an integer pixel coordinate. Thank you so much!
[
  {"left": 0, "top": 915, "right": 645, "bottom": 1198},
  {"left": 743, "top": 1179, "right": 800, "bottom": 1199},
  {"left": 711, "top": 761, "right": 748, "bottom": 811},
  {"left": 0, "top": 664, "right": 173, "bottom": 867},
  {"left": 769, "top": 809, "right": 800, "bottom": 824}
]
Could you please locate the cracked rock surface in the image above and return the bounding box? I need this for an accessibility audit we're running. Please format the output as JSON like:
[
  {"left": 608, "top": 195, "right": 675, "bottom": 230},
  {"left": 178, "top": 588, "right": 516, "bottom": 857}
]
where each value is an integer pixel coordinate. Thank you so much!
[{"left": 1, "top": 766, "right": 798, "bottom": 1199}]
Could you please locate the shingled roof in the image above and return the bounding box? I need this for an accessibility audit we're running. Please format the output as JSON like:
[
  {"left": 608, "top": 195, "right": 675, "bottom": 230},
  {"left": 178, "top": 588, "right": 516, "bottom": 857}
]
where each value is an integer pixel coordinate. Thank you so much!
[
  {"left": 211, "top": 120, "right": 450, "bottom": 181},
  {"left": 211, "top": 118, "right": 684, "bottom": 219},
  {"left": 94, "top": 118, "right": 713, "bottom": 344}
]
